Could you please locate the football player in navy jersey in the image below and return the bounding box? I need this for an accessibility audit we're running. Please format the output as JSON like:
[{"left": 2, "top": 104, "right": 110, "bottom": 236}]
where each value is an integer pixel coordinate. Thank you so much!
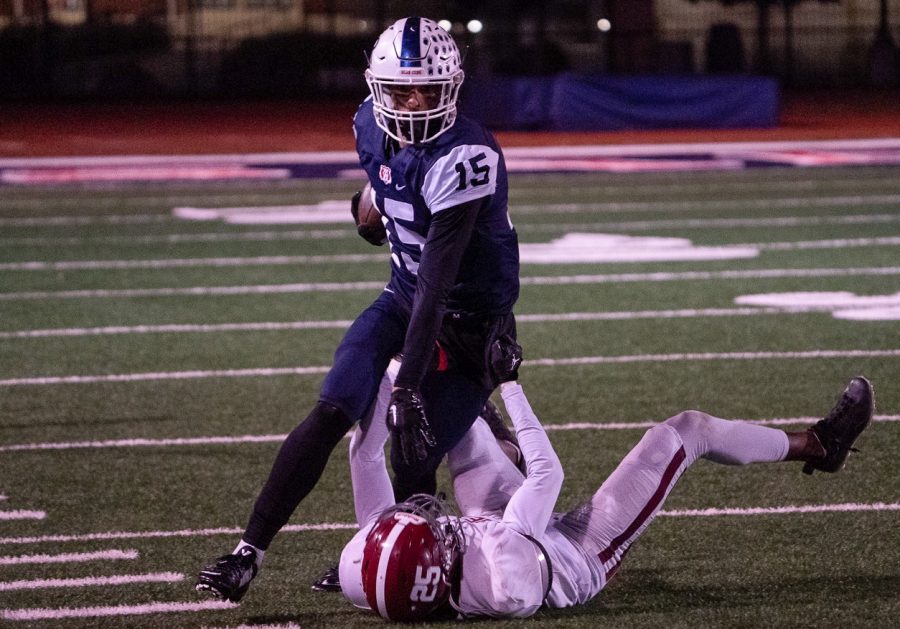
[{"left": 196, "top": 16, "right": 521, "bottom": 603}]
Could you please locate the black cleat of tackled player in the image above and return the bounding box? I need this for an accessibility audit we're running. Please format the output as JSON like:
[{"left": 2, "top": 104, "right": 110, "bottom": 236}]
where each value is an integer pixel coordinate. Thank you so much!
[
  {"left": 803, "top": 376, "right": 874, "bottom": 475},
  {"left": 195, "top": 546, "right": 258, "bottom": 603}
]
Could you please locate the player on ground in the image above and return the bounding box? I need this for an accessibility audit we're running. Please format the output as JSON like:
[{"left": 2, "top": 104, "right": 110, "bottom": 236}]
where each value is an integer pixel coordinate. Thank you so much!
[
  {"left": 196, "top": 16, "right": 520, "bottom": 603},
  {"left": 339, "top": 375, "right": 874, "bottom": 620}
]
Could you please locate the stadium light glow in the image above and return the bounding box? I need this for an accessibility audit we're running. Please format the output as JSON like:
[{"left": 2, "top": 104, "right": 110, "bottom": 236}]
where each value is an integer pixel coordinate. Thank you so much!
[
  {"left": 438, "top": 19, "right": 452, "bottom": 31},
  {"left": 467, "top": 20, "right": 483, "bottom": 34},
  {"left": 597, "top": 19, "right": 612, "bottom": 32}
]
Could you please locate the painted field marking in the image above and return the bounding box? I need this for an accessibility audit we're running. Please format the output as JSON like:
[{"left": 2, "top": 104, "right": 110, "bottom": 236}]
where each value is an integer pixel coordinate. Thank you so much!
[
  {"left": 512, "top": 194, "right": 900, "bottom": 215},
  {"left": 754, "top": 236, "right": 900, "bottom": 251},
  {"left": 0, "top": 524, "right": 353, "bottom": 546},
  {"left": 0, "top": 319, "right": 355, "bottom": 339},
  {"left": 1, "top": 137, "right": 897, "bottom": 169},
  {"left": 0, "top": 503, "right": 896, "bottom": 548},
  {"left": 521, "top": 213, "right": 900, "bottom": 234},
  {"left": 4, "top": 266, "right": 900, "bottom": 301},
  {"left": 0, "top": 366, "right": 329, "bottom": 387},
  {"left": 5, "top": 234, "right": 900, "bottom": 272},
  {"left": 172, "top": 194, "right": 900, "bottom": 224},
  {"left": 0, "top": 228, "right": 355, "bottom": 247},
  {"left": 660, "top": 502, "right": 900, "bottom": 517},
  {"left": 2, "top": 416, "right": 897, "bottom": 454},
  {"left": 0, "top": 254, "right": 383, "bottom": 272},
  {"left": 202, "top": 624, "right": 301, "bottom": 629},
  {"left": 7, "top": 301, "right": 900, "bottom": 339},
  {"left": 0, "top": 549, "right": 139, "bottom": 565},
  {"left": 3, "top": 209, "right": 900, "bottom": 241},
  {"left": 526, "top": 348, "right": 900, "bottom": 367},
  {"left": 1, "top": 349, "right": 897, "bottom": 388},
  {"left": 0, "top": 571, "right": 182, "bottom": 591},
  {"left": 0, "top": 511, "right": 46, "bottom": 521},
  {"left": 735, "top": 291, "right": 900, "bottom": 321},
  {"left": 0, "top": 281, "right": 386, "bottom": 301},
  {"left": 0, "top": 215, "right": 170, "bottom": 227},
  {"left": 0, "top": 600, "right": 236, "bottom": 621}
]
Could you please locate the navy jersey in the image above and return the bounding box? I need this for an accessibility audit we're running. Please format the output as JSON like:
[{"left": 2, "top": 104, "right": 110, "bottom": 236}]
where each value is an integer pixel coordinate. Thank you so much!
[{"left": 354, "top": 98, "right": 519, "bottom": 317}]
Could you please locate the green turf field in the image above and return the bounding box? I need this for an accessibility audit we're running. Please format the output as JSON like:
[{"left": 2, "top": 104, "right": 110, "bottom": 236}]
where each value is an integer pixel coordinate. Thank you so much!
[{"left": 1, "top": 165, "right": 899, "bottom": 628}]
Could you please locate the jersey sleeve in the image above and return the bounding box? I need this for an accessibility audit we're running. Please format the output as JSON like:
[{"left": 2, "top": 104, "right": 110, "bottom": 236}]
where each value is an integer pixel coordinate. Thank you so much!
[
  {"left": 422, "top": 144, "right": 499, "bottom": 214},
  {"left": 498, "top": 382, "right": 564, "bottom": 538}
]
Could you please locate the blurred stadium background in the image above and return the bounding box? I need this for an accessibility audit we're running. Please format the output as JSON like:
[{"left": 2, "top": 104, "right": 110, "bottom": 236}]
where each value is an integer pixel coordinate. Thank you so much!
[{"left": 1, "top": 1, "right": 898, "bottom": 98}]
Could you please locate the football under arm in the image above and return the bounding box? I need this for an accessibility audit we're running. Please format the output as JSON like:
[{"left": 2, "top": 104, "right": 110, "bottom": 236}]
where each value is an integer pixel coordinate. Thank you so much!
[{"left": 498, "top": 382, "right": 564, "bottom": 538}]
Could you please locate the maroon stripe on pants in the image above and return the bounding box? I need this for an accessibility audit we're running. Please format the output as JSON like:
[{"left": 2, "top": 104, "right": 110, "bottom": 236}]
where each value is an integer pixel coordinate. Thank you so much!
[{"left": 598, "top": 445, "right": 686, "bottom": 564}]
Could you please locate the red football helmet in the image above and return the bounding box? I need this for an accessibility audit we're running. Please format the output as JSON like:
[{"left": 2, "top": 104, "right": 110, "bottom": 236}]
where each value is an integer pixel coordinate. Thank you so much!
[{"left": 361, "top": 495, "right": 464, "bottom": 622}]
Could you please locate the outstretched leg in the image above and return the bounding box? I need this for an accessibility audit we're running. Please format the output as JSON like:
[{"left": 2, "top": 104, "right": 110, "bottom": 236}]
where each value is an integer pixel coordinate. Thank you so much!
[
  {"left": 556, "top": 377, "right": 874, "bottom": 588},
  {"left": 196, "top": 293, "right": 407, "bottom": 602}
]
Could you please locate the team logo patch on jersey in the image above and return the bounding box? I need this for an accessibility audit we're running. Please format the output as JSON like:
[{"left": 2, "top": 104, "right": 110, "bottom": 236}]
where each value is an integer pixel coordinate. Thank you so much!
[{"left": 379, "top": 164, "right": 392, "bottom": 184}]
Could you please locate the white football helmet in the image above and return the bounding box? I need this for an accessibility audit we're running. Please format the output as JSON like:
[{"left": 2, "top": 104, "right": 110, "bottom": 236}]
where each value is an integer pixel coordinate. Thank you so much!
[{"left": 366, "top": 17, "right": 465, "bottom": 145}]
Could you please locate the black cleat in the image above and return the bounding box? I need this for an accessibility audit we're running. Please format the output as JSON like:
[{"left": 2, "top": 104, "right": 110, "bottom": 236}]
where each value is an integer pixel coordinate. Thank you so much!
[
  {"left": 196, "top": 546, "right": 259, "bottom": 602},
  {"left": 311, "top": 564, "right": 341, "bottom": 592},
  {"left": 803, "top": 376, "right": 874, "bottom": 475}
]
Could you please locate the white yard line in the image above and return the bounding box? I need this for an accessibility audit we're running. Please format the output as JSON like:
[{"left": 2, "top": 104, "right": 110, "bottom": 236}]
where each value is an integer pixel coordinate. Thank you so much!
[
  {"left": 520, "top": 213, "right": 900, "bottom": 234},
  {"left": 0, "top": 523, "right": 354, "bottom": 546},
  {"left": 3, "top": 212, "right": 899, "bottom": 247},
  {"left": 4, "top": 266, "right": 900, "bottom": 301},
  {"left": 0, "top": 600, "right": 236, "bottom": 621},
  {"left": 0, "top": 319, "right": 356, "bottom": 339},
  {"left": 0, "top": 215, "right": 171, "bottom": 227},
  {"left": 6, "top": 302, "right": 900, "bottom": 339},
  {"left": 660, "top": 502, "right": 900, "bottom": 517},
  {"left": 0, "top": 228, "right": 355, "bottom": 246},
  {"left": 1, "top": 349, "right": 897, "bottom": 388},
  {"left": 0, "top": 434, "right": 287, "bottom": 452},
  {"left": 0, "top": 571, "right": 182, "bottom": 592},
  {"left": 4, "top": 236, "right": 900, "bottom": 272},
  {"left": 1, "top": 138, "right": 898, "bottom": 168},
  {"left": 2, "top": 416, "right": 897, "bottom": 454},
  {"left": 0, "top": 503, "right": 896, "bottom": 549},
  {"left": 0, "top": 549, "right": 139, "bottom": 565},
  {"left": 754, "top": 236, "right": 900, "bottom": 251},
  {"left": 527, "top": 348, "right": 900, "bottom": 367},
  {"left": 0, "top": 254, "right": 383, "bottom": 272},
  {"left": 3, "top": 194, "right": 899, "bottom": 230},
  {"left": 0, "top": 366, "right": 330, "bottom": 387},
  {"left": 512, "top": 194, "right": 900, "bottom": 215},
  {"left": 0, "top": 511, "right": 46, "bottom": 520},
  {"left": 0, "top": 281, "right": 386, "bottom": 301}
]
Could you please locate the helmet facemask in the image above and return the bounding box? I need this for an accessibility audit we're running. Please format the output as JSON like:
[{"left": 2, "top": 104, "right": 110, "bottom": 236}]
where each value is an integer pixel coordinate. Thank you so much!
[
  {"left": 366, "top": 17, "right": 465, "bottom": 145},
  {"left": 381, "top": 493, "right": 467, "bottom": 578}
]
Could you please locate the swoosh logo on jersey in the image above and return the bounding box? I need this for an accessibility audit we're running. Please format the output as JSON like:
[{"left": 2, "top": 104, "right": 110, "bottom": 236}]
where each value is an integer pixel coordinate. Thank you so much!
[{"left": 395, "top": 184, "right": 407, "bottom": 191}]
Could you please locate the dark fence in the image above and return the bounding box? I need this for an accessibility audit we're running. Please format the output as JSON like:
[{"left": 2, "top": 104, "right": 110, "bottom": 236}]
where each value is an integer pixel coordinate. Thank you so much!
[{"left": 0, "top": 14, "right": 897, "bottom": 100}]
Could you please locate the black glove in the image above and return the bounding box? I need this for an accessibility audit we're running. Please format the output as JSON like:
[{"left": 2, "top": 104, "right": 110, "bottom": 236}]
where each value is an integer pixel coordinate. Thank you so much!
[
  {"left": 489, "top": 335, "right": 522, "bottom": 384},
  {"left": 387, "top": 387, "right": 436, "bottom": 466}
]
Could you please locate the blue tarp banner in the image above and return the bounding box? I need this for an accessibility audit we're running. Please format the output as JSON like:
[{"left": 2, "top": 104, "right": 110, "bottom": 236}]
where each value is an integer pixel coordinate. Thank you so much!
[{"left": 462, "top": 74, "right": 779, "bottom": 130}]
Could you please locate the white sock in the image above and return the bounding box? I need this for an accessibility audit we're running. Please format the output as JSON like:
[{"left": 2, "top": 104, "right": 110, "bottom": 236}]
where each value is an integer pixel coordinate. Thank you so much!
[{"left": 233, "top": 540, "right": 265, "bottom": 569}]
